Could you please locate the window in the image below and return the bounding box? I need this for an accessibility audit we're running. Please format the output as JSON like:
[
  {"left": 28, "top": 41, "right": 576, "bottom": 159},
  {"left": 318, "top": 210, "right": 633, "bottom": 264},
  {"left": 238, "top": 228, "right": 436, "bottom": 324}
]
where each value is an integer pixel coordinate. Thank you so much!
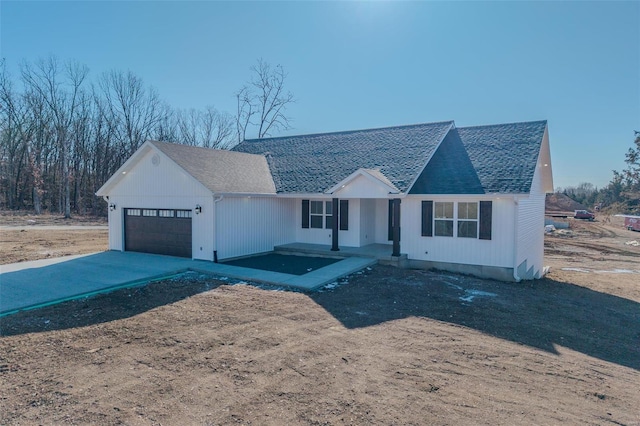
[
  {"left": 142, "top": 209, "right": 157, "bottom": 217},
  {"left": 325, "top": 201, "right": 333, "bottom": 229},
  {"left": 422, "top": 200, "right": 492, "bottom": 240},
  {"left": 158, "top": 209, "right": 175, "bottom": 218},
  {"left": 127, "top": 209, "right": 141, "bottom": 216},
  {"left": 310, "top": 201, "right": 324, "bottom": 228},
  {"left": 434, "top": 202, "right": 454, "bottom": 237},
  {"left": 176, "top": 210, "right": 192, "bottom": 218},
  {"left": 457, "top": 202, "right": 478, "bottom": 238},
  {"left": 302, "top": 199, "right": 344, "bottom": 230}
]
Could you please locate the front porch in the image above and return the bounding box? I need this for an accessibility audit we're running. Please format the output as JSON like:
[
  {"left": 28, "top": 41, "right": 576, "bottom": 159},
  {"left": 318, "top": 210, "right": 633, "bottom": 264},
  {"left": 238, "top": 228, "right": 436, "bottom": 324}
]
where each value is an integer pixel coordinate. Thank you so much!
[{"left": 275, "top": 243, "right": 408, "bottom": 267}]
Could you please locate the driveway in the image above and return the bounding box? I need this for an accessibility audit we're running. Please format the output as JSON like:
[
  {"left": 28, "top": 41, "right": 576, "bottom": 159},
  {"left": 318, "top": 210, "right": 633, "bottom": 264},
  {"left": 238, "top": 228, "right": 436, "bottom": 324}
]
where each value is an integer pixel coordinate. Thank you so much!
[
  {"left": 0, "top": 251, "right": 375, "bottom": 316},
  {"left": 0, "top": 251, "right": 198, "bottom": 315}
]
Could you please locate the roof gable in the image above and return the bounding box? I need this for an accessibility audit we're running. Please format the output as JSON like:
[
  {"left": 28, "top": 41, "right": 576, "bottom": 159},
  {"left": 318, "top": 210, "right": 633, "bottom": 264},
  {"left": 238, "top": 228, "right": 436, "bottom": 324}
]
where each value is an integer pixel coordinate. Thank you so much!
[
  {"left": 409, "top": 128, "right": 484, "bottom": 194},
  {"left": 97, "top": 141, "right": 276, "bottom": 196},
  {"left": 327, "top": 168, "right": 400, "bottom": 198},
  {"left": 151, "top": 141, "right": 276, "bottom": 194},
  {"left": 233, "top": 121, "right": 454, "bottom": 194}
]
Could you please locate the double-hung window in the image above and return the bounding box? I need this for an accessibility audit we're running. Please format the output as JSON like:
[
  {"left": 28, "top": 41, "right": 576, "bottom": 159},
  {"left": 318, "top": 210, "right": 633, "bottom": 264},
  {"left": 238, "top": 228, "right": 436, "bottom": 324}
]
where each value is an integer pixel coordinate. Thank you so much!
[
  {"left": 422, "top": 200, "right": 491, "bottom": 240},
  {"left": 457, "top": 202, "right": 478, "bottom": 238},
  {"left": 434, "top": 202, "right": 454, "bottom": 237},
  {"left": 302, "top": 200, "right": 347, "bottom": 230},
  {"left": 309, "top": 200, "right": 333, "bottom": 229}
]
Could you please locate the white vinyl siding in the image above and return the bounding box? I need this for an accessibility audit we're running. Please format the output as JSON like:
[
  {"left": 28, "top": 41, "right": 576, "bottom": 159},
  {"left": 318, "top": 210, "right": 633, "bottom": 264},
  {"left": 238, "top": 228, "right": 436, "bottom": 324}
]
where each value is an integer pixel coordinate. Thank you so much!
[
  {"left": 515, "top": 164, "right": 547, "bottom": 278},
  {"left": 215, "top": 197, "right": 295, "bottom": 260},
  {"left": 402, "top": 196, "right": 515, "bottom": 268}
]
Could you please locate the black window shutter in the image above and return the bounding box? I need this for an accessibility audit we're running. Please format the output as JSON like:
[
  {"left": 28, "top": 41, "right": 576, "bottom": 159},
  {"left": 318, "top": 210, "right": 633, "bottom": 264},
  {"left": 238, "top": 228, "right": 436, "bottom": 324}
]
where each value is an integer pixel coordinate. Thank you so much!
[
  {"left": 388, "top": 199, "right": 393, "bottom": 241},
  {"left": 339, "top": 200, "right": 349, "bottom": 231},
  {"left": 422, "top": 201, "right": 433, "bottom": 237},
  {"left": 479, "top": 201, "right": 492, "bottom": 240},
  {"left": 302, "top": 200, "right": 310, "bottom": 229}
]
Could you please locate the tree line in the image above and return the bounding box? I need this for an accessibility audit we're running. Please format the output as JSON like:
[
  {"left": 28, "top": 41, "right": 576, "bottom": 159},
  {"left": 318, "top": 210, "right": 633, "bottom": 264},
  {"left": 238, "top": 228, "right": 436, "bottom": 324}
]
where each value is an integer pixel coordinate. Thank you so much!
[
  {"left": 0, "top": 57, "right": 293, "bottom": 217},
  {"left": 556, "top": 131, "right": 640, "bottom": 215}
]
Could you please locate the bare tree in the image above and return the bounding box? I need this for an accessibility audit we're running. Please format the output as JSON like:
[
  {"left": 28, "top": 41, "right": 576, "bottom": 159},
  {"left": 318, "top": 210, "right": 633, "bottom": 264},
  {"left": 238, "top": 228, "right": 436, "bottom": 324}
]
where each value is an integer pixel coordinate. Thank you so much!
[
  {"left": 1, "top": 57, "right": 241, "bottom": 215},
  {"left": 0, "top": 60, "right": 31, "bottom": 210},
  {"left": 20, "top": 57, "right": 88, "bottom": 218},
  {"left": 201, "top": 106, "right": 234, "bottom": 149},
  {"left": 175, "top": 106, "right": 234, "bottom": 149},
  {"left": 236, "top": 59, "right": 294, "bottom": 141},
  {"left": 97, "top": 70, "right": 163, "bottom": 158}
]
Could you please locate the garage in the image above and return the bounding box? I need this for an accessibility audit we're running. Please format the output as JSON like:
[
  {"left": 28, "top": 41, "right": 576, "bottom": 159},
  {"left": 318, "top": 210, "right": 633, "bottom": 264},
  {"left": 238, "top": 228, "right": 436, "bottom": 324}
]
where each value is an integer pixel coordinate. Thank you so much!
[{"left": 124, "top": 208, "right": 192, "bottom": 258}]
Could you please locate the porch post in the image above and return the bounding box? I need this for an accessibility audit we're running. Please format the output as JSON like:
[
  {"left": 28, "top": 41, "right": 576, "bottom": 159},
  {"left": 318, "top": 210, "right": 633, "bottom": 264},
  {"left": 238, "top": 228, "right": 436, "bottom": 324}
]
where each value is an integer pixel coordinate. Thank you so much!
[
  {"left": 392, "top": 198, "right": 401, "bottom": 257},
  {"left": 331, "top": 197, "right": 339, "bottom": 251}
]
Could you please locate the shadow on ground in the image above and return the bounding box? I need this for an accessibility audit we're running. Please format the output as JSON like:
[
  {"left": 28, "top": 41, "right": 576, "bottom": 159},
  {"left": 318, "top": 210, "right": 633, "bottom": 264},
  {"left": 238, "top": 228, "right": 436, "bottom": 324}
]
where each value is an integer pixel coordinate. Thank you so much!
[
  {"left": 0, "top": 273, "right": 223, "bottom": 337},
  {"left": 311, "top": 267, "right": 640, "bottom": 371},
  {"left": 2, "top": 264, "right": 638, "bottom": 371}
]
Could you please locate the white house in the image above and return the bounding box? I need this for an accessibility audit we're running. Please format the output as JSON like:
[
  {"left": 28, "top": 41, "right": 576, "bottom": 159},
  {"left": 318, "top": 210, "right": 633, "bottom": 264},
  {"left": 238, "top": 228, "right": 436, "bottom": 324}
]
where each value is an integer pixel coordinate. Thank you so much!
[{"left": 96, "top": 120, "right": 553, "bottom": 281}]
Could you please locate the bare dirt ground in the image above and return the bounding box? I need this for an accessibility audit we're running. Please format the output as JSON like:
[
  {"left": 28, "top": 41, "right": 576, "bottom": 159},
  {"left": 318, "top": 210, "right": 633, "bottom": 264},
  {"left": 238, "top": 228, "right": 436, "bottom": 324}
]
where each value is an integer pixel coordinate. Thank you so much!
[
  {"left": 1, "top": 214, "right": 639, "bottom": 425},
  {"left": 0, "top": 212, "right": 107, "bottom": 265}
]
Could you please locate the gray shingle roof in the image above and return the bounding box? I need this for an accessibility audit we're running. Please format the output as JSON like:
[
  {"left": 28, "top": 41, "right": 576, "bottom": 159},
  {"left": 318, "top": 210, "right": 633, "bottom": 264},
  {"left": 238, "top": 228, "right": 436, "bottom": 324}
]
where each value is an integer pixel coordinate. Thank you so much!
[
  {"left": 150, "top": 141, "right": 276, "bottom": 194},
  {"left": 410, "top": 121, "right": 547, "bottom": 194},
  {"left": 233, "top": 121, "right": 454, "bottom": 193},
  {"left": 457, "top": 120, "right": 547, "bottom": 194}
]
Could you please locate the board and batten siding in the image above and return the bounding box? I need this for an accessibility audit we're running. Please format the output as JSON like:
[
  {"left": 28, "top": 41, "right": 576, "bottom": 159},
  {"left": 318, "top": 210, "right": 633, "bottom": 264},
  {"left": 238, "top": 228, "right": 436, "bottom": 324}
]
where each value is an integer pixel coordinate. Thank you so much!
[
  {"left": 215, "top": 197, "right": 295, "bottom": 260},
  {"left": 401, "top": 196, "right": 516, "bottom": 268},
  {"left": 106, "top": 149, "right": 214, "bottom": 261},
  {"left": 515, "top": 164, "right": 546, "bottom": 278}
]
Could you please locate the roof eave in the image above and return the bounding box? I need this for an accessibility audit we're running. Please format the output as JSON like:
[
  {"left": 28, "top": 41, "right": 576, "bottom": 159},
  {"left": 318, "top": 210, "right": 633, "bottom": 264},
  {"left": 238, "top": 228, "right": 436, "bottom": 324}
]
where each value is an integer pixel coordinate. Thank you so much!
[{"left": 96, "top": 141, "right": 155, "bottom": 196}]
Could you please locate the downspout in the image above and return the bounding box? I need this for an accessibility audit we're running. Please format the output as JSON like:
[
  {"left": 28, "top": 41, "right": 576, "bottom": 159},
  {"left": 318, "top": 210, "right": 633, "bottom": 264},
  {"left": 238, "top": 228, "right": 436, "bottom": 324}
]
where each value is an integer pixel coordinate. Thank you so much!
[
  {"left": 512, "top": 197, "right": 521, "bottom": 282},
  {"left": 213, "top": 194, "right": 224, "bottom": 262}
]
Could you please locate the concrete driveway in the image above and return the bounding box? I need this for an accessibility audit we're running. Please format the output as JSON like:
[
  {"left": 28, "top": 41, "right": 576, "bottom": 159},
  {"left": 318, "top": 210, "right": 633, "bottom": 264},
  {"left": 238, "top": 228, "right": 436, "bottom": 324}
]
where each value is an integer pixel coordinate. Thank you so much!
[
  {"left": 0, "top": 251, "right": 376, "bottom": 316},
  {"left": 0, "top": 251, "right": 198, "bottom": 315}
]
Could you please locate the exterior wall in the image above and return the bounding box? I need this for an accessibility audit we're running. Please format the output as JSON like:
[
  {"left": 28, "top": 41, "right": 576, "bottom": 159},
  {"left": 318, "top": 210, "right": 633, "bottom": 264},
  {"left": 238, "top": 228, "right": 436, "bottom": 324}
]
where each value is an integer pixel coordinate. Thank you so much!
[
  {"left": 294, "top": 198, "right": 361, "bottom": 247},
  {"left": 105, "top": 149, "right": 214, "bottom": 261},
  {"left": 401, "top": 196, "right": 516, "bottom": 269},
  {"left": 215, "top": 196, "right": 296, "bottom": 260},
  {"left": 515, "top": 164, "right": 546, "bottom": 279}
]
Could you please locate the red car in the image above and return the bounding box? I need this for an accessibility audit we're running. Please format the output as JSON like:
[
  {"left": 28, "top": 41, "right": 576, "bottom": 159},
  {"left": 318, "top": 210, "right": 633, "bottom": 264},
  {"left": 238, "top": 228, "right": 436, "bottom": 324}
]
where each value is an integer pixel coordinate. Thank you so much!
[{"left": 574, "top": 210, "right": 595, "bottom": 220}]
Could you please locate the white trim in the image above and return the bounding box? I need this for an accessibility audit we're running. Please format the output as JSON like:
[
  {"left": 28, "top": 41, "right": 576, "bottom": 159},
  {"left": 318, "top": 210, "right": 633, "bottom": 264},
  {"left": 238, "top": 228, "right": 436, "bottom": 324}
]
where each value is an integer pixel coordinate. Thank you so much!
[
  {"left": 538, "top": 124, "right": 554, "bottom": 193},
  {"left": 214, "top": 192, "right": 278, "bottom": 197},
  {"left": 96, "top": 141, "right": 154, "bottom": 195},
  {"left": 404, "top": 193, "right": 525, "bottom": 200},
  {"left": 325, "top": 168, "right": 400, "bottom": 194},
  {"left": 276, "top": 193, "right": 339, "bottom": 199}
]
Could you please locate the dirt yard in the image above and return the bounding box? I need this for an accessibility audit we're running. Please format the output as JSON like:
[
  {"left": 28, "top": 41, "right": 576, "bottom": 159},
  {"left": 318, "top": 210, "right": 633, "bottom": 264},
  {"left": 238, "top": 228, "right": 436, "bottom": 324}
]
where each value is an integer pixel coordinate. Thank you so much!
[
  {"left": 1, "top": 214, "right": 639, "bottom": 425},
  {"left": 0, "top": 212, "right": 107, "bottom": 264}
]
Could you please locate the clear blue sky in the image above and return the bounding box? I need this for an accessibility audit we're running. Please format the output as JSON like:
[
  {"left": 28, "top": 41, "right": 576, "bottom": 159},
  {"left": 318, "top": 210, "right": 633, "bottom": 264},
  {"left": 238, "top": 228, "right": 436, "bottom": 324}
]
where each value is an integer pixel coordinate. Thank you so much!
[{"left": 1, "top": 1, "right": 638, "bottom": 189}]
